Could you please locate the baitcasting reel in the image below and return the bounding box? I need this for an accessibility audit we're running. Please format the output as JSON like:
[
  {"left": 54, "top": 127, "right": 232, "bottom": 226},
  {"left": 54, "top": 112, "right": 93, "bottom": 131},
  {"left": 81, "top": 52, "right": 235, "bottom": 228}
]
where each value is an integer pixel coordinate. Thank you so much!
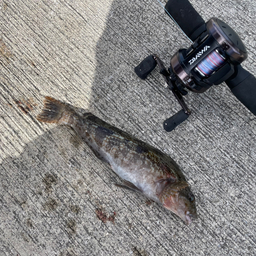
[{"left": 135, "top": 0, "right": 256, "bottom": 132}]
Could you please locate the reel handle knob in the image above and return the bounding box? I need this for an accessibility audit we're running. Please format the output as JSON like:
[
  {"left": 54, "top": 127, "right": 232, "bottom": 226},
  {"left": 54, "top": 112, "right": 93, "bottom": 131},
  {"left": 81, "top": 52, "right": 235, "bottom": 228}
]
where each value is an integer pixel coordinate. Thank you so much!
[
  {"left": 134, "top": 55, "right": 157, "bottom": 80},
  {"left": 163, "top": 110, "right": 190, "bottom": 132}
]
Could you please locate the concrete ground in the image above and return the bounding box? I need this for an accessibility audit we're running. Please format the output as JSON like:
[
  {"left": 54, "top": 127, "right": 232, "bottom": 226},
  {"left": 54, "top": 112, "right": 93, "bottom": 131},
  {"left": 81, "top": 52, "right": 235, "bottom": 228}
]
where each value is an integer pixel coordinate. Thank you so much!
[{"left": 1, "top": 0, "right": 256, "bottom": 255}]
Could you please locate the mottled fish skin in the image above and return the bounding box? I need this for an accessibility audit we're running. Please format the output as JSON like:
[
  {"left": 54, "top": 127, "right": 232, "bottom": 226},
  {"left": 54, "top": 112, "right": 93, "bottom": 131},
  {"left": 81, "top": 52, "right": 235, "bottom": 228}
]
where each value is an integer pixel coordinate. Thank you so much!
[{"left": 37, "top": 97, "right": 197, "bottom": 225}]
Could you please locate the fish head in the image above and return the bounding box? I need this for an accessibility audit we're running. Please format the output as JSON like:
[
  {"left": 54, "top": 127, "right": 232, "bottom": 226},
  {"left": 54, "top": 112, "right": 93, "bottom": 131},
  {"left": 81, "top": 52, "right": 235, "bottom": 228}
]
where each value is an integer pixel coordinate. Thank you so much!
[{"left": 160, "top": 181, "right": 197, "bottom": 225}]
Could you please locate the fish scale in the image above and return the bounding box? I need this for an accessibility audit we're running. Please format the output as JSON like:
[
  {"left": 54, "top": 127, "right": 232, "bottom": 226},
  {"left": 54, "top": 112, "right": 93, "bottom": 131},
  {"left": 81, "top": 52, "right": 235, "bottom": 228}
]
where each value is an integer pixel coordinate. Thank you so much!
[{"left": 37, "top": 96, "right": 197, "bottom": 225}]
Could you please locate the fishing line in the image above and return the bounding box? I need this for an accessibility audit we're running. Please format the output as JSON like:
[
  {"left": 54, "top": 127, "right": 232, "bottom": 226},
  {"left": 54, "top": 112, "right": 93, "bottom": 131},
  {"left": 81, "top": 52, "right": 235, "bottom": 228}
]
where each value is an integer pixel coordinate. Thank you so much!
[{"left": 155, "top": 0, "right": 193, "bottom": 42}]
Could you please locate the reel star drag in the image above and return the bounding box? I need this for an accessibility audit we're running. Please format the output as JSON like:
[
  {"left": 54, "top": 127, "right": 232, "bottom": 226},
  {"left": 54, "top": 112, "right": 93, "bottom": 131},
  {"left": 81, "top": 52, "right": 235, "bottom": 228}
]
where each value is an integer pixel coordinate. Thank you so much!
[{"left": 135, "top": 0, "right": 256, "bottom": 131}]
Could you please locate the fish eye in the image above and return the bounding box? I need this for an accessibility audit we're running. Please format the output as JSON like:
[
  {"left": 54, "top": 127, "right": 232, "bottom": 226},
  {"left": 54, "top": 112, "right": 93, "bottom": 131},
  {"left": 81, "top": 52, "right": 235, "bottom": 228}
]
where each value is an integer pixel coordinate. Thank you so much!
[{"left": 188, "top": 193, "right": 195, "bottom": 202}]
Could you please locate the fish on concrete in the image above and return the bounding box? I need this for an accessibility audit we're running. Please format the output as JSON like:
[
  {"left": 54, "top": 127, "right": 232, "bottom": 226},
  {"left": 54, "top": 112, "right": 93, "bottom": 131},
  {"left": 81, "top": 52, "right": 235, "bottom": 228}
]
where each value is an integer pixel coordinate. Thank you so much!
[{"left": 37, "top": 97, "right": 197, "bottom": 225}]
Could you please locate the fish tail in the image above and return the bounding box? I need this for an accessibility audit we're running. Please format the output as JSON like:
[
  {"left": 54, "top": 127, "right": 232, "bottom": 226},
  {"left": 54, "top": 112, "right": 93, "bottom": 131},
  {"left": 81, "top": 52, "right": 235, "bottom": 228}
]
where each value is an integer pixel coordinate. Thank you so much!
[{"left": 37, "top": 96, "right": 75, "bottom": 125}]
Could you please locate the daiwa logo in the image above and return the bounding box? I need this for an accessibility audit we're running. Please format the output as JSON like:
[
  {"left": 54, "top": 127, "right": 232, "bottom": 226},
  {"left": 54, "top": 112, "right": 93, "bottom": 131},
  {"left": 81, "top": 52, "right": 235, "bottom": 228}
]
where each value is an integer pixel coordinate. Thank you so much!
[{"left": 188, "top": 46, "right": 211, "bottom": 65}]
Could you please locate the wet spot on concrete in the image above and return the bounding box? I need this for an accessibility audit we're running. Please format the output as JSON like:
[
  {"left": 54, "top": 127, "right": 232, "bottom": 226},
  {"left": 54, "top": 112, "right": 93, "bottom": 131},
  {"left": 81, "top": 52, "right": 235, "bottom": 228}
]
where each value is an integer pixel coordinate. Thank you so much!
[
  {"left": 132, "top": 247, "right": 148, "bottom": 256},
  {"left": 2, "top": 2, "right": 8, "bottom": 11},
  {"left": 26, "top": 218, "right": 33, "bottom": 228},
  {"left": 28, "top": 59, "right": 36, "bottom": 68},
  {"left": 95, "top": 208, "right": 116, "bottom": 224},
  {"left": 37, "top": 150, "right": 47, "bottom": 163},
  {"left": 68, "top": 157, "right": 81, "bottom": 168},
  {"left": 14, "top": 197, "right": 27, "bottom": 210},
  {"left": 14, "top": 98, "right": 35, "bottom": 115},
  {"left": 66, "top": 218, "right": 77, "bottom": 236},
  {"left": 77, "top": 179, "right": 83, "bottom": 186},
  {"left": 43, "top": 173, "right": 58, "bottom": 192},
  {"left": 21, "top": 232, "right": 30, "bottom": 243},
  {"left": 70, "top": 205, "right": 81, "bottom": 215},
  {"left": 37, "top": 190, "right": 43, "bottom": 196},
  {"left": 0, "top": 39, "right": 13, "bottom": 62},
  {"left": 43, "top": 198, "right": 58, "bottom": 211},
  {"left": 85, "top": 189, "right": 92, "bottom": 196},
  {"left": 18, "top": 200, "right": 27, "bottom": 209}
]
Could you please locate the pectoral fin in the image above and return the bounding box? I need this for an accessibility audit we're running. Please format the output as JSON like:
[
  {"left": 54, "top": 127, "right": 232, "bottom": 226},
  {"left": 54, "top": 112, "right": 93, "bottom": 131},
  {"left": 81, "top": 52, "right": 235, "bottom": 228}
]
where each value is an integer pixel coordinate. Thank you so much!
[
  {"left": 115, "top": 180, "right": 142, "bottom": 193},
  {"left": 155, "top": 177, "right": 176, "bottom": 196}
]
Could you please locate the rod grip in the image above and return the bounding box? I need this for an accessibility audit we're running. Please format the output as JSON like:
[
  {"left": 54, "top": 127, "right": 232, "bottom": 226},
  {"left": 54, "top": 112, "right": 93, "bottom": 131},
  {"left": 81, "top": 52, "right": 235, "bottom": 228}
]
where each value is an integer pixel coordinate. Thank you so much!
[
  {"left": 226, "top": 65, "right": 256, "bottom": 115},
  {"left": 165, "top": 0, "right": 206, "bottom": 41}
]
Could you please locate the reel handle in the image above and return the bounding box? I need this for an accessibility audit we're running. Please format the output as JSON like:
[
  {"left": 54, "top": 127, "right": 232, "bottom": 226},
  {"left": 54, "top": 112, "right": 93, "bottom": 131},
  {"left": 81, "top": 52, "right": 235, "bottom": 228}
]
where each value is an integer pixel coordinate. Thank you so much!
[
  {"left": 226, "top": 65, "right": 256, "bottom": 115},
  {"left": 165, "top": 0, "right": 206, "bottom": 41},
  {"left": 163, "top": 110, "right": 190, "bottom": 132},
  {"left": 134, "top": 55, "right": 157, "bottom": 80}
]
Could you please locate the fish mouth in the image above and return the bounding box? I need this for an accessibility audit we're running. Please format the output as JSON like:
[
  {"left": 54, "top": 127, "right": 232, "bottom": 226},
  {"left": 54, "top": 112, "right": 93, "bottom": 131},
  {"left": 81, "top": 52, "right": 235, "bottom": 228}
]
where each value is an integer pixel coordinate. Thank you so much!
[
  {"left": 185, "top": 213, "right": 192, "bottom": 225},
  {"left": 185, "top": 211, "right": 197, "bottom": 225}
]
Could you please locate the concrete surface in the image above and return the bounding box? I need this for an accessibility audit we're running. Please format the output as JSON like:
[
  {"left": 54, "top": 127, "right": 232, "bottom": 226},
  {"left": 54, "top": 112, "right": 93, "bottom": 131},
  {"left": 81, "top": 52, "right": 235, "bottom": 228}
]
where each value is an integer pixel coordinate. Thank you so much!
[{"left": 1, "top": 0, "right": 256, "bottom": 255}]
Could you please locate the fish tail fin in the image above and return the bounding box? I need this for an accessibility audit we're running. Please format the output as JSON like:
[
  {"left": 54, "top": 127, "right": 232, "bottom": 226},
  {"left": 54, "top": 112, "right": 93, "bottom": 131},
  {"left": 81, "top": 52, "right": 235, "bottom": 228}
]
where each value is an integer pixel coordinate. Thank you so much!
[{"left": 37, "top": 96, "right": 75, "bottom": 125}]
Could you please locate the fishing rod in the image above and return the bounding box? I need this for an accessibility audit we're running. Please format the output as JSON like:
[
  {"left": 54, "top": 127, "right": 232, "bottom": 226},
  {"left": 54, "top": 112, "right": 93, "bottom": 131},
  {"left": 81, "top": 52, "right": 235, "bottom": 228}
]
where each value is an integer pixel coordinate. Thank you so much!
[
  {"left": 135, "top": 0, "right": 256, "bottom": 131},
  {"left": 155, "top": 0, "right": 193, "bottom": 42}
]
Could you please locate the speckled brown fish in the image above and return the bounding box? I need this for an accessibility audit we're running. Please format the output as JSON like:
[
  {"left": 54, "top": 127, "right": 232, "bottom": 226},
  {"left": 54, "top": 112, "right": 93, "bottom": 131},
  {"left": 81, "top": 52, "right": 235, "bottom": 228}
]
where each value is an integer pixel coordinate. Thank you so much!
[{"left": 37, "top": 97, "right": 197, "bottom": 225}]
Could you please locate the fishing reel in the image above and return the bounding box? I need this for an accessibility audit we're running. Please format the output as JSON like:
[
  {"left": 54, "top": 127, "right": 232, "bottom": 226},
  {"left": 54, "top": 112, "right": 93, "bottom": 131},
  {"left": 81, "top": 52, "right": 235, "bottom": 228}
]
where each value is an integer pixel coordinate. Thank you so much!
[{"left": 135, "top": 0, "right": 256, "bottom": 131}]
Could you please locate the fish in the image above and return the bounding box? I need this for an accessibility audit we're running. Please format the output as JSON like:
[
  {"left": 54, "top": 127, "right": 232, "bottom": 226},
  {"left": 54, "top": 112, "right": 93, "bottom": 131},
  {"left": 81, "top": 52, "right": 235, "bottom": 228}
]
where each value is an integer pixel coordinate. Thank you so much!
[{"left": 37, "top": 97, "right": 197, "bottom": 225}]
